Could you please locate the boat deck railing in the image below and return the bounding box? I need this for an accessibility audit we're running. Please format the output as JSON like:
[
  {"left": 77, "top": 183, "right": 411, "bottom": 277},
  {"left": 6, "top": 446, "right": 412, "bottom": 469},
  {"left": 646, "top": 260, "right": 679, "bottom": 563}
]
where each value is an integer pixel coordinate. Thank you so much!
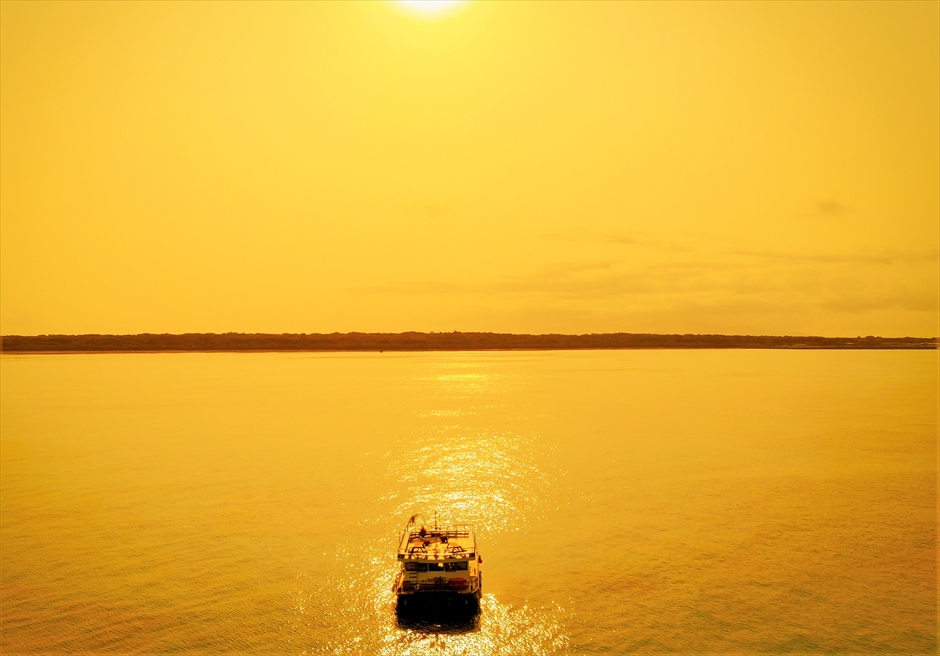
[
  {"left": 397, "top": 523, "right": 476, "bottom": 556},
  {"left": 406, "top": 525, "right": 472, "bottom": 539}
]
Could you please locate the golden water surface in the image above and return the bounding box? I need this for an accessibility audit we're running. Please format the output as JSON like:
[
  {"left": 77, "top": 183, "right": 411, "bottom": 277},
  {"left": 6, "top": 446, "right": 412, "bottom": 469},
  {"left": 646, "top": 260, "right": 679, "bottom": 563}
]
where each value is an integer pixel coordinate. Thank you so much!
[{"left": 1, "top": 350, "right": 936, "bottom": 654}]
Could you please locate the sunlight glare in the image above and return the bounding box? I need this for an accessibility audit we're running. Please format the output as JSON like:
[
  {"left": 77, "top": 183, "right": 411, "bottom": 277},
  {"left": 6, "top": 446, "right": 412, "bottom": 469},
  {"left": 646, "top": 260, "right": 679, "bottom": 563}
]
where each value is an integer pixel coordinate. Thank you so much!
[{"left": 396, "top": 0, "right": 463, "bottom": 14}]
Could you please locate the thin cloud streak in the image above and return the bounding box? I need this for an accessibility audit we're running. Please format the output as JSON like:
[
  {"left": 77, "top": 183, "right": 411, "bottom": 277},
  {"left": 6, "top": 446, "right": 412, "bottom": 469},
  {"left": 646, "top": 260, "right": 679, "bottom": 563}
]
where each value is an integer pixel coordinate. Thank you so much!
[
  {"left": 362, "top": 246, "right": 939, "bottom": 324},
  {"left": 727, "top": 248, "right": 940, "bottom": 265}
]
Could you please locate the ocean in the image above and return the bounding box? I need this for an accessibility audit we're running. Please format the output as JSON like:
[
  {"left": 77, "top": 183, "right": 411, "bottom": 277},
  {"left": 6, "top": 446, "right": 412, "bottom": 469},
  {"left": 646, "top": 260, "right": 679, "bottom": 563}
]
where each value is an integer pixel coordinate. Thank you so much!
[{"left": 1, "top": 349, "right": 936, "bottom": 654}]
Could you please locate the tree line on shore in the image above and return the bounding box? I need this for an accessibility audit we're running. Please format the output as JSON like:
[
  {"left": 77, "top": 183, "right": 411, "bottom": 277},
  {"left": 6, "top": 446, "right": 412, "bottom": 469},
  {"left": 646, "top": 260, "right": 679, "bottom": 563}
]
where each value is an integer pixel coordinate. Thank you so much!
[{"left": 1, "top": 332, "right": 936, "bottom": 352}]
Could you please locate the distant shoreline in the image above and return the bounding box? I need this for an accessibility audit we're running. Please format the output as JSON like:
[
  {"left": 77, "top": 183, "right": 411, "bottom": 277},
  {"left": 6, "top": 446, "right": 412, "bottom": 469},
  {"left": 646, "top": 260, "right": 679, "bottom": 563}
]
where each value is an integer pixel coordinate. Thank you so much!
[{"left": 1, "top": 332, "right": 936, "bottom": 353}]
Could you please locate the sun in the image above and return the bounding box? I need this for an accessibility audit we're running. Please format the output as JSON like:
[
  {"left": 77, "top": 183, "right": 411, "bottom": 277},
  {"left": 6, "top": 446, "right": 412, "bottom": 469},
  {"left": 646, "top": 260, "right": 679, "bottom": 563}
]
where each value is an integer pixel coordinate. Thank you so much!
[{"left": 396, "top": 0, "right": 463, "bottom": 14}]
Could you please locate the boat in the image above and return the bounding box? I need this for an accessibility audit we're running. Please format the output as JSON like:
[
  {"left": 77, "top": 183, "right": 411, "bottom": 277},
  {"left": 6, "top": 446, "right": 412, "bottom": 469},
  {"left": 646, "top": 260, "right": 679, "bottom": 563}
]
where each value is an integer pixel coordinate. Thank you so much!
[{"left": 393, "top": 514, "right": 482, "bottom": 607}]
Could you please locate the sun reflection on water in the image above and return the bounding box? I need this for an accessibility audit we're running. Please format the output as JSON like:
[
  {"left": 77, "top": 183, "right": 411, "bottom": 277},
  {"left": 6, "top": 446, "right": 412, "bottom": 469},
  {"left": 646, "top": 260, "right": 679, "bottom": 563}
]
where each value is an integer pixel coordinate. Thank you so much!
[
  {"left": 390, "top": 359, "right": 556, "bottom": 534},
  {"left": 280, "top": 358, "right": 568, "bottom": 654},
  {"left": 384, "top": 427, "right": 556, "bottom": 534},
  {"left": 283, "top": 531, "right": 567, "bottom": 655},
  {"left": 286, "top": 545, "right": 567, "bottom": 655},
  {"left": 381, "top": 597, "right": 568, "bottom": 656}
]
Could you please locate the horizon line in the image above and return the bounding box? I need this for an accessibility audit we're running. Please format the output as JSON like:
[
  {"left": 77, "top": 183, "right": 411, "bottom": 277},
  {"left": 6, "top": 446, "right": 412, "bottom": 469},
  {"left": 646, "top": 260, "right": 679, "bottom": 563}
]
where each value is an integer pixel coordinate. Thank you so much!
[
  {"left": 2, "top": 331, "right": 936, "bottom": 353},
  {"left": 3, "top": 330, "right": 939, "bottom": 338}
]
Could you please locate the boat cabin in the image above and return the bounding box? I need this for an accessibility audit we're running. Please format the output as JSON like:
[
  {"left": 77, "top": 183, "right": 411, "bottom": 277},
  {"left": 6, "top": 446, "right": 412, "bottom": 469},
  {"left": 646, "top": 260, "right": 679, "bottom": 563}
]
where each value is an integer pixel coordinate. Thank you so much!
[{"left": 394, "top": 515, "right": 482, "bottom": 601}]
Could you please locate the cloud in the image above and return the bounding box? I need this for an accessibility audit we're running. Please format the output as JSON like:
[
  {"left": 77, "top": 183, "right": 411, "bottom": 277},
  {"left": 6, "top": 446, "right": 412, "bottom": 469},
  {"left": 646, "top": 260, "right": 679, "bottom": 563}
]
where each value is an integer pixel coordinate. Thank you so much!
[
  {"left": 366, "top": 245, "right": 938, "bottom": 303},
  {"left": 599, "top": 233, "right": 637, "bottom": 245},
  {"left": 816, "top": 200, "right": 846, "bottom": 216},
  {"left": 818, "top": 288, "right": 939, "bottom": 314},
  {"left": 358, "top": 239, "right": 938, "bottom": 337},
  {"left": 541, "top": 230, "right": 692, "bottom": 252},
  {"left": 726, "top": 248, "right": 940, "bottom": 265}
]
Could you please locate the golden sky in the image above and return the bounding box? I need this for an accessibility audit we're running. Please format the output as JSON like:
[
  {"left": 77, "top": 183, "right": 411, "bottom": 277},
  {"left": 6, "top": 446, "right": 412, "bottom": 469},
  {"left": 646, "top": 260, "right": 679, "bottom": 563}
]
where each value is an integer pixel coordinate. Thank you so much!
[{"left": 1, "top": 1, "right": 937, "bottom": 336}]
